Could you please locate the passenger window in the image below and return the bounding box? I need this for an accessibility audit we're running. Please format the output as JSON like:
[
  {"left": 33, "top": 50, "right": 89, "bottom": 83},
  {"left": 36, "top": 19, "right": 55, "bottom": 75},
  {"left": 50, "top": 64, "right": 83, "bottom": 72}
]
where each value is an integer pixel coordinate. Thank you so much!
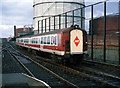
[
  {"left": 34, "top": 38, "right": 36, "bottom": 44},
  {"left": 51, "top": 36, "right": 54, "bottom": 45},
  {"left": 33, "top": 39, "right": 35, "bottom": 44},
  {"left": 47, "top": 36, "right": 50, "bottom": 44},
  {"left": 21, "top": 39, "right": 23, "bottom": 42},
  {"left": 36, "top": 38, "right": 38, "bottom": 44},
  {"left": 39, "top": 38, "right": 41, "bottom": 43},
  {"left": 32, "top": 39, "right": 33, "bottom": 43},
  {"left": 41, "top": 37, "right": 43, "bottom": 44},
  {"left": 37, "top": 38, "right": 39, "bottom": 44},
  {"left": 31, "top": 39, "right": 33, "bottom": 44},
  {"left": 32, "top": 39, "right": 34, "bottom": 43},
  {"left": 31, "top": 39, "right": 32, "bottom": 44},
  {"left": 28, "top": 39, "right": 29, "bottom": 43},
  {"left": 44, "top": 37, "right": 46, "bottom": 44}
]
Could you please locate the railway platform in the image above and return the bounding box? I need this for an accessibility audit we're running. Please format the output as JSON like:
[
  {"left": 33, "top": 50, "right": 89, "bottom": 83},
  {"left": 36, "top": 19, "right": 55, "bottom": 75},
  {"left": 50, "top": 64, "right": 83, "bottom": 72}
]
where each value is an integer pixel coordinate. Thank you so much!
[{"left": 2, "top": 73, "right": 50, "bottom": 88}]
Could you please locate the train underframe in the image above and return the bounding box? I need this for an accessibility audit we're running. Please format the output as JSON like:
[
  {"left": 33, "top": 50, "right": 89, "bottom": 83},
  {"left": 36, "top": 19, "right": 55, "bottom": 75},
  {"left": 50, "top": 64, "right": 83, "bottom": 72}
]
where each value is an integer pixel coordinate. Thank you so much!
[{"left": 17, "top": 45, "right": 83, "bottom": 65}]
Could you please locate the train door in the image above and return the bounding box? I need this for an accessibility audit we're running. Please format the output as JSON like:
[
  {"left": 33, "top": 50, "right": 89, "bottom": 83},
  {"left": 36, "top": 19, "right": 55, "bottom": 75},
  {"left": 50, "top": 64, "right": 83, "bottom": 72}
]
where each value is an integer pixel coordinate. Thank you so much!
[
  {"left": 65, "top": 40, "right": 70, "bottom": 52},
  {"left": 70, "top": 29, "right": 83, "bottom": 54}
]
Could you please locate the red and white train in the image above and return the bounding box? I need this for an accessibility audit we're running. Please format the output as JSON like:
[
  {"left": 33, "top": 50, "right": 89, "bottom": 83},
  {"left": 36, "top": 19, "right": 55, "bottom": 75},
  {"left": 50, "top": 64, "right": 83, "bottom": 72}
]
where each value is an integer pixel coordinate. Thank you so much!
[{"left": 16, "top": 25, "right": 88, "bottom": 64}]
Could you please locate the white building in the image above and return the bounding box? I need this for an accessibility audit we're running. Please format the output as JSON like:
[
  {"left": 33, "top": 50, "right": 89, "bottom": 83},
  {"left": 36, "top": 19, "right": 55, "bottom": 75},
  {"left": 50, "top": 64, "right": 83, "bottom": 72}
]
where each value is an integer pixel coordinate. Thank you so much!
[{"left": 33, "top": 0, "right": 85, "bottom": 34}]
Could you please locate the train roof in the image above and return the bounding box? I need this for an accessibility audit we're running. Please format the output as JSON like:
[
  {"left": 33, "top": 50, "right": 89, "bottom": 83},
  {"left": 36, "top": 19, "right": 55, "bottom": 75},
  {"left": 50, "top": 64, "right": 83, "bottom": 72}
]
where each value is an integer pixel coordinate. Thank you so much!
[
  {"left": 17, "top": 29, "right": 64, "bottom": 38},
  {"left": 17, "top": 25, "right": 85, "bottom": 39}
]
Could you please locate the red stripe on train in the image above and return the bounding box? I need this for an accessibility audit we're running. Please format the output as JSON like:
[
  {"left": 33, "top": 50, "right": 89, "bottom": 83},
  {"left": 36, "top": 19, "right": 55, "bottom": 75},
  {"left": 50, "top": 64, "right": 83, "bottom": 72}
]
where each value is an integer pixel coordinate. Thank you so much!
[{"left": 18, "top": 43, "right": 64, "bottom": 51}]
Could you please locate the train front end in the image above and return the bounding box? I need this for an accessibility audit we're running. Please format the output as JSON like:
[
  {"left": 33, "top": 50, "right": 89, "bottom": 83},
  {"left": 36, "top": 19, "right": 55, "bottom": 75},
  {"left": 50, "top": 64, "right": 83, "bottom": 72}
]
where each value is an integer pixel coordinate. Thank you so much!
[
  {"left": 70, "top": 28, "right": 83, "bottom": 55},
  {"left": 64, "top": 25, "right": 88, "bottom": 64}
]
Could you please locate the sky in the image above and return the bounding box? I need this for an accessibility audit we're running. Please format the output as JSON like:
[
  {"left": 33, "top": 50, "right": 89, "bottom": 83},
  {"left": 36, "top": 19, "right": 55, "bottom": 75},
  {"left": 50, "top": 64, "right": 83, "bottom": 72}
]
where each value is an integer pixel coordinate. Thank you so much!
[
  {"left": 0, "top": 0, "right": 119, "bottom": 38},
  {"left": 0, "top": 0, "right": 33, "bottom": 38}
]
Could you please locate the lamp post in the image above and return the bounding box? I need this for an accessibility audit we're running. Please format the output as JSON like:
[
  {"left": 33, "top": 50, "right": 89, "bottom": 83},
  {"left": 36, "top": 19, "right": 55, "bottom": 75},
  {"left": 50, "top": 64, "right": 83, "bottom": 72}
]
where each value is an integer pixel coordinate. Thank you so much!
[{"left": 117, "top": 1, "right": 120, "bottom": 64}]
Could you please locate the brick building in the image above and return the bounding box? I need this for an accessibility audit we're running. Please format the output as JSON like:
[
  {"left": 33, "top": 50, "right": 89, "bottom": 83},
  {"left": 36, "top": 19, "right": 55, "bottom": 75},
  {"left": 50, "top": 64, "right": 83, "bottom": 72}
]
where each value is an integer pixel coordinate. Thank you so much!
[
  {"left": 88, "top": 14, "right": 119, "bottom": 48},
  {"left": 89, "top": 14, "right": 119, "bottom": 35},
  {"left": 16, "top": 28, "right": 24, "bottom": 37},
  {"left": 16, "top": 27, "right": 33, "bottom": 37}
]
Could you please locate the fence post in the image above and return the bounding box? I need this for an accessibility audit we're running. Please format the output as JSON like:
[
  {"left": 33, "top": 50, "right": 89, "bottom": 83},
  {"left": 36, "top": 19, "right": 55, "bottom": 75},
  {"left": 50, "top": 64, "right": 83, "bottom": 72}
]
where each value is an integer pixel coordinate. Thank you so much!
[
  {"left": 65, "top": 13, "right": 67, "bottom": 28},
  {"left": 45, "top": 19, "right": 46, "bottom": 32},
  {"left": 91, "top": 5, "right": 93, "bottom": 61},
  {"left": 49, "top": 17, "right": 50, "bottom": 32},
  {"left": 72, "top": 10, "right": 74, "bottom": 25},
  {"left": 59, "top": 15, "right": 61, "bottom": 29},
  {"left": 41, "top": 20, "right": 43, "bottom": 33},
  {"left": 38, "top": 21, "right": 39, "bottom": 34},
  {"left": 81, "top": 8, "right": 83, "bottom": 28},
  {"left": 118, "top": 1, "right": 120, "bottom": 65},
  {"left": 54, "top": 16, "right": 55, "bottom": 30},
  {"left": 104, "top": 1, "right": 106, "bottom": 62}
]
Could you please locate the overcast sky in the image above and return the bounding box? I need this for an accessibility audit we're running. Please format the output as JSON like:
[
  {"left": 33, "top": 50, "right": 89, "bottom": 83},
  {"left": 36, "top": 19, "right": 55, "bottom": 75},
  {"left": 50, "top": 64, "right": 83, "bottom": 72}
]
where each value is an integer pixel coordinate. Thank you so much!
[
  {"left": 0, "top": 0, "right": 119, "bottom": 38},
  {"left": 0, "top": 0, "right": 33, "bottom": 38}
]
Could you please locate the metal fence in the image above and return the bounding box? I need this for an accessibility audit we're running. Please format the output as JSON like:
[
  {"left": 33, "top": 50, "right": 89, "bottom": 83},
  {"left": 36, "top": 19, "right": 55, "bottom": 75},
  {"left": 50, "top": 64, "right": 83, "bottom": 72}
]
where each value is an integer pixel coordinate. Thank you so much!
[
  {"left": 85, "top": 1, "right": 120, "bottom": 65},
  {"left": 37, "top": 1, "right": 120, "bottom": 65},
  {"left": 38, "top": 5, "right": 85, "bottom": 33}
]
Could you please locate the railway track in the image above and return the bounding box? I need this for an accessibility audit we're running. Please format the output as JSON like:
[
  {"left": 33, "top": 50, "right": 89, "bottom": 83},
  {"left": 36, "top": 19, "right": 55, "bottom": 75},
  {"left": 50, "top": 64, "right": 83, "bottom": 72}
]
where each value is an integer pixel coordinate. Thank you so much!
[
  {"left": 83, "top": 59, "right": 120, "bottom": 70},
  {"left": 7, "top": 46, "right": 79, "bottom": 88},
  {"left": 71, "top": 65, "right": 120, "bottom": 86},
  {"left": 32, "top": 58, "right": 120, "bottom": 88},
  {"left": 9, "top": 44, "right": 120, "bottom": 88},
  {"left": 82, "top": 60, "right": 120, "bottom": 77},
  {"left": 8, "top": 45, "right": 101, "bottom": 87}
]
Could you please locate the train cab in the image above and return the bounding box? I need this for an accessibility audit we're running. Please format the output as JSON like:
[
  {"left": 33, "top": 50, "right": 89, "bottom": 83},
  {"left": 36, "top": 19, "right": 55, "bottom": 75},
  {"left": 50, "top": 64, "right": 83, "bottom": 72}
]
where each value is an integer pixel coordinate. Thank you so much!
[{"left": 61, "top": 25, "right": 88, "bottom": 64}]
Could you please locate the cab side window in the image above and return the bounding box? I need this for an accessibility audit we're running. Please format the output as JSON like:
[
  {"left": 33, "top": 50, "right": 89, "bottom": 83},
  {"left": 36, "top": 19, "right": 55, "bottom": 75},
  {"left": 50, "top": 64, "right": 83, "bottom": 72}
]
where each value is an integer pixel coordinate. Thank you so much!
[
  {"left": 58, "top": 35, "right": 61, "bottom": 45},
  {"left": 55, "top": 36, "right": 57, "bottom": 45}
]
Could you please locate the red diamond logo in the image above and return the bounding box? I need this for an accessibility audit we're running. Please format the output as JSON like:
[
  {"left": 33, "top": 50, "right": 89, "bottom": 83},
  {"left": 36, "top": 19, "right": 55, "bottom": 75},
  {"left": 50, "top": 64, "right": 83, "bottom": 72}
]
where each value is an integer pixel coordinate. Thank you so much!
[{"left": 74, "top": 36, "right": 80, "bottom": 47}]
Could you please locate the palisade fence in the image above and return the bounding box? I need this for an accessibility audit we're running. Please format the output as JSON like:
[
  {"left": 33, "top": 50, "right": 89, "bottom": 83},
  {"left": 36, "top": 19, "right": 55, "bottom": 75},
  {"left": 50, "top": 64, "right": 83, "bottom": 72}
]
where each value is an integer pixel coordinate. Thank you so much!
[{"left": 37, "top": 1, "right": 120, "bottom": 65}]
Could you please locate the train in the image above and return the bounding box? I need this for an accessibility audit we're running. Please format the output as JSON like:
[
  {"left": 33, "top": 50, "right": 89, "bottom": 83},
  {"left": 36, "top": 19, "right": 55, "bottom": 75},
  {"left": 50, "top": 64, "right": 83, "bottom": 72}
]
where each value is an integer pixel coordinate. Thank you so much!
[{"left": 16, "top": 25, "right": 88, "bottom": 64}]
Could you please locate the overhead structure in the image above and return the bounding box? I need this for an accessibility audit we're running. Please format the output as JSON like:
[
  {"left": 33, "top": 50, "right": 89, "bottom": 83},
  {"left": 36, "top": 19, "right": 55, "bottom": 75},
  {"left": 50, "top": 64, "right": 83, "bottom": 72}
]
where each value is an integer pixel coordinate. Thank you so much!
[{"left": 33, "top": 0, "right": 85, "bottom": 34}]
